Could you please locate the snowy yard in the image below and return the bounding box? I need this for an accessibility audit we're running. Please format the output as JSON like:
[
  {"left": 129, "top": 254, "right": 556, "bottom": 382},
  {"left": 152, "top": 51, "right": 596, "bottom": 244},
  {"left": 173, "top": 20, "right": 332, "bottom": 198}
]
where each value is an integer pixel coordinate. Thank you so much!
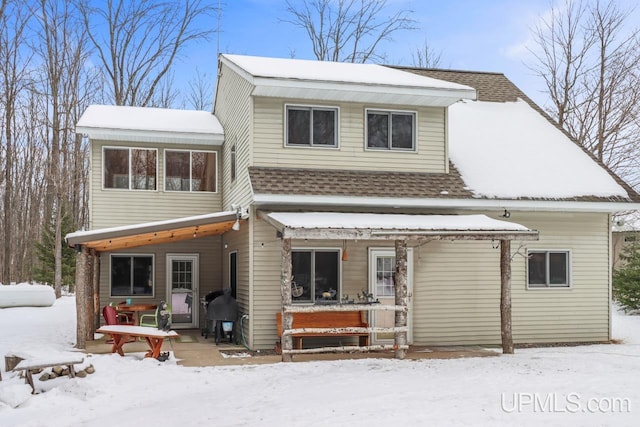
[{"left": 0, "top": 291, "right": 639, "bottom": 426}]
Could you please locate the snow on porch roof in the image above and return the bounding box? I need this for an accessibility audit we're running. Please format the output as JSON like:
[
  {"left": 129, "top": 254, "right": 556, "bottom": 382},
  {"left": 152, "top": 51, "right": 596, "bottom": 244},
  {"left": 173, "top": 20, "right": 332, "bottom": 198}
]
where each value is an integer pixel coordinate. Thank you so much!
[
  {"left": 66, "top": 211, "right": 240, "bottom": 252},
  {"left": 262, "top": 212, "right": 539, "bottom": 241}
]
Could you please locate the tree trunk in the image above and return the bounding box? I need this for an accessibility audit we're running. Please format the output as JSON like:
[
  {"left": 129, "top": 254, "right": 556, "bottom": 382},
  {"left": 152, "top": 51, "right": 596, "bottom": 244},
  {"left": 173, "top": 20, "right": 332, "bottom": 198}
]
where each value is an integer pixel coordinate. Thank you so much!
[
  {"left": 281, "top": 238, "right": 293, "bottom": 362},
  {"left": 75, "top": 245, "right": 89, "bottom": 349},
  {"left": 92, "top": 250, "right": 100, "bottom": 331},
  {"left": 500, "top": 240, "right": 514, "bottom": 354},
  {"left": 54, "top": 203, "right": 62, "bottom": 298},
  {"left": 394, "top": 239, "right": 408, "bottom": 359}
]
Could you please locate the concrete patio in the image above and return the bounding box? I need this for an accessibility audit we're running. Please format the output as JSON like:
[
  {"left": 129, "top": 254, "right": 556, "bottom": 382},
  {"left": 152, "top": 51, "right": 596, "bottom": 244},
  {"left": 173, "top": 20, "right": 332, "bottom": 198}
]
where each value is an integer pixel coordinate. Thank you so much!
[{"left": 85, "top": 329, "right": 500, "bottom": 366}]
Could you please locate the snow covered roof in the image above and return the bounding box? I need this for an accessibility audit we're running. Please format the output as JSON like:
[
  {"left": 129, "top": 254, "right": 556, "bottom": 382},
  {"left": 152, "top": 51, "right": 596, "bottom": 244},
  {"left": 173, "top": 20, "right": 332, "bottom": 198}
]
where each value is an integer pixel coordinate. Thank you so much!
[
  {"left": 263, "top": 212, "right": 538, "bottom": 240},
  {"left": 250, "top": 68, "right": 640, "bottom": 212},
  {"left": 448, "top": 99, "right": 628, "bottom": 199},
  {"left": 66, "top": 211, "right": 239, "bottom": 251},
  {"left": 76, "top": 105, "right": 224, "bottom": 145},
  {"left": 219, "top": 54, "right": 476, "bottom": 107}
]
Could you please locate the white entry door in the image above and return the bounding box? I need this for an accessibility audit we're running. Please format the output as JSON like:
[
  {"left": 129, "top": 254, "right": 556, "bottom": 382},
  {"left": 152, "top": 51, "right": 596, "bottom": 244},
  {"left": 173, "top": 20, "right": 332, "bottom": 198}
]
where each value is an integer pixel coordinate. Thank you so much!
[
  {"left": 167, "top": 254, "right": 199, "bottom": 329},
  {"left": 368, "top": 248, "right": 413, "bottom": 344}
]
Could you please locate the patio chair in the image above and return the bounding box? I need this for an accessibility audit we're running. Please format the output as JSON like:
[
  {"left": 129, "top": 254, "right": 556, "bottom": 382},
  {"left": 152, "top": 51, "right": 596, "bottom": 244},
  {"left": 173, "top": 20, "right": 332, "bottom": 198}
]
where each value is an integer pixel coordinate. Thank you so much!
[
  {"left": 101, "top": 305, "right": 135, "bottom": 343},
  {"left": 111, "top": 301, "right": 134, "bottom": 324},
  {"left": 139, "top": 302, "right": 172, "bottom": 331}
]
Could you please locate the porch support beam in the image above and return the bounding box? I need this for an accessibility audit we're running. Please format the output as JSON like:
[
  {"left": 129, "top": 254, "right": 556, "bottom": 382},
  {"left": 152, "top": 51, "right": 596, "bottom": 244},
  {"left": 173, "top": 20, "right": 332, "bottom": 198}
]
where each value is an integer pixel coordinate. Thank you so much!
[
  {"left": 500, "top": 239, "right": 514, "bottom": 354},
  {"left": 394, "top": 239, "right": 408, "bottom": 359},
  {"left": 91, "top": 250, "right": 100, "bottom": 333},
  {"left": 74, "top": 245, "right": 90, "bottom": 349},
  {"left": 280, "top": 238, "right": 293, "bottom": 362}
]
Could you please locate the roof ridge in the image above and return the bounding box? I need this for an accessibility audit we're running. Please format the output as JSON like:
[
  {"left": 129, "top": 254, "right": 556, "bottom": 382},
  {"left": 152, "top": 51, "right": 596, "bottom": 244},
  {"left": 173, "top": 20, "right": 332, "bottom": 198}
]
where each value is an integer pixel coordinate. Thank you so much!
[{"left": 388, "top": 65, "right": 504, "bottom": 76}]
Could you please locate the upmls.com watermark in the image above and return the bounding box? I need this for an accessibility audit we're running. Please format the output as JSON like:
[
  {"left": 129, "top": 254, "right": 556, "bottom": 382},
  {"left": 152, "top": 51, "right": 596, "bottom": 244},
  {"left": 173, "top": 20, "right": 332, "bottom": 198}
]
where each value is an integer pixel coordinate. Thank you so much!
[{"left": 501, "top": 392, "right": 631, "bottom": 413}]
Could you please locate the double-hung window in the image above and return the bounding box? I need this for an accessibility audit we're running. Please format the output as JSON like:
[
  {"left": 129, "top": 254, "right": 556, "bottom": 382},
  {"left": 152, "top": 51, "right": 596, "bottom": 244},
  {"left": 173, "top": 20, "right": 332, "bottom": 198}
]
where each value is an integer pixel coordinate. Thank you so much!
[
  {"left": 110, "top": 254, "right": 154, "bottom": 296},
  {"left": 286, "top": 105, "right": 338, "bottom": 147},
  {"left": 291, "top": 249, "right": 340, "bottom": 302},
  {"left": 103, "top": 147, "right": 157, "bottom": 190},
  {"left": 366, "top": 109, "right": 416, "bottom": 150},
  {"left": 527, "top": 250, "right": 571, "bottom": 288},
  {"left": 165, "top": 150, "right": 217, "bottom": 192}
]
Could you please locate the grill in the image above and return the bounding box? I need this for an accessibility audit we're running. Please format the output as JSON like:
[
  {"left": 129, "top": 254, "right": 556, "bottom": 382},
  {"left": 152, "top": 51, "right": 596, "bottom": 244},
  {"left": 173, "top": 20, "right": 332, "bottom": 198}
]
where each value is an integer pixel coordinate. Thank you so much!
[{"left": 202, "top": 289, "right": 238, "bottom": 344}]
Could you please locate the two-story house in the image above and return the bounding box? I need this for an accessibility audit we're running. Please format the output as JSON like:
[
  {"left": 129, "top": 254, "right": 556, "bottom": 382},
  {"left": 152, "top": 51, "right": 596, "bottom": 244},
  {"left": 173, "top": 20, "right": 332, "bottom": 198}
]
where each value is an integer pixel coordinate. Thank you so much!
[{"left": 68, "top": 54, "right": 640, "bottom": 352}]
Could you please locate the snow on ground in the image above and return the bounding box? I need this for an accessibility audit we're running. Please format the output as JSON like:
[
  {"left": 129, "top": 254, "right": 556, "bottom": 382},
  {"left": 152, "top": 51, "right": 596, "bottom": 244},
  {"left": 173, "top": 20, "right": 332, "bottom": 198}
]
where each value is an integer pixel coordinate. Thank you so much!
[{"left": 0, "top": 295, "right": 639, "bottom": 427}]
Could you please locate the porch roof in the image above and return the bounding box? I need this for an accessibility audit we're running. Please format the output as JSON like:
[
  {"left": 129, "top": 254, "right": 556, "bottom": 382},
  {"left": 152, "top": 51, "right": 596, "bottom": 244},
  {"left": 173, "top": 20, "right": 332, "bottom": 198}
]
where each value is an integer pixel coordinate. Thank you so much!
[
  {"left": 66, "top": 211, "right": 240, "bottom": 252},
  {"left": 260, "top": 212, "right": 539, "bottom": 241}
]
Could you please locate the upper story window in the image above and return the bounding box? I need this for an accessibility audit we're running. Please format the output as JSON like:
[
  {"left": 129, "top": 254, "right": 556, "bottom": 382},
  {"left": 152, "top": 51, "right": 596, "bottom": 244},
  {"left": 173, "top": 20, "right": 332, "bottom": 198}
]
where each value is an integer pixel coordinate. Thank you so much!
[
  {"left": 286, "top": 105, "right": 338, "bottom": 147},
  {"left": 103, "top": 147, "right": 157, "bottom": 190},
  {"left": 527, "top": 250, "right": 571, "bottom": 288},
  {"left": 366, "top": 109, "right": 416, "bottom": 151},
  {"left": 165, "top": 150, "right": 217, "bottom": 192}
]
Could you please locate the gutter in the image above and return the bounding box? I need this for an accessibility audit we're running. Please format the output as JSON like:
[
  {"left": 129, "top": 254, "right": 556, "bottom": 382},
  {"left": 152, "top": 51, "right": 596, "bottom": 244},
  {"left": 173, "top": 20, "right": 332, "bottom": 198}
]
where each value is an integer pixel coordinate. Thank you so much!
[{"left": 252, "top": 194, "right": 640, "bottom": 213}]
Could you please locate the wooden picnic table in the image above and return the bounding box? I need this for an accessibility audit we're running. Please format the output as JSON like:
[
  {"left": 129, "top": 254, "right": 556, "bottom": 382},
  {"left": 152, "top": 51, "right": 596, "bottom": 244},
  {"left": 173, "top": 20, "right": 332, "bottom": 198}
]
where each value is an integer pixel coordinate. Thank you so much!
[
  {"left": 97, "top": 325, "right": 178, "bottom": 359},
  {"left": 116, "top": 304, "right": 157, "bottom": 325}
]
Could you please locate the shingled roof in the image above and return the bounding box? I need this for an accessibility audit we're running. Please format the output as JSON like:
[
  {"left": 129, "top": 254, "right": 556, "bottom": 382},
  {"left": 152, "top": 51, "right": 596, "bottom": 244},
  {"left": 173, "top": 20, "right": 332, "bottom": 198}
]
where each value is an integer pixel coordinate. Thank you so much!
[
  {"left": 250, "top": 163, "right": 473, "bottom": 200},
  {"left": 249, "top": 66, "right": 640, "bottom": 204},
  {"left": 394, "top": 66, "right": 640, "bottom": 203}
]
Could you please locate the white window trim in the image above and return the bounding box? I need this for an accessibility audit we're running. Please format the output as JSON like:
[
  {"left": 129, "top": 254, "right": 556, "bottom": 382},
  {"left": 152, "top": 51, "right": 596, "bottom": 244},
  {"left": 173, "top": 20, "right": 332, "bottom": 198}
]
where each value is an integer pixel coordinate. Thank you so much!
[
  {"left": 526, "top": 249, "right": 572, "bottom": 289},
  {"left": 109, "top": 253, "right": 155, "bottom": 298},
  {"left": 164, "top": 149, "right": 218, "bottom": 193},
  {"left": 102, "top": 146, "right": 158, "bottom": 192},
  {"left": 284, "top": 104, "right": 340, "bottom": 149},
  {"left": 364, "top": 108, "right": 418, "bottom": 152},
  {"left": 291, "top": 247, "right": 343, "bottom": 304}
]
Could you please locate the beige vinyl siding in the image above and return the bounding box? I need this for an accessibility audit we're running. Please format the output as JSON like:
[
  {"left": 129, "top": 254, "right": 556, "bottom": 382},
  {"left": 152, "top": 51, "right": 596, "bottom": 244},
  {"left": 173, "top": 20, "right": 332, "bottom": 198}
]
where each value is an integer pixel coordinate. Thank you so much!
[
  {"left": 90, "top": 140, "right": 222, "bottom": 229},
  {"left": 413, "top": 211, "right": 611, "bottom": 345},
  {"left": 222, "top": 220, "right": 251, "bottom": 346},
  {"left": 252, "top": 97, "right": 446, "bottom": 173},
  {"left": 249, "top": 211, "right": 611, "bottom": 350},
  {"left": 99, "top": 235, "right": 222, "bottom": 328},
  {"left": 214, "top": 62, "right": 254, "bottom": 209}
]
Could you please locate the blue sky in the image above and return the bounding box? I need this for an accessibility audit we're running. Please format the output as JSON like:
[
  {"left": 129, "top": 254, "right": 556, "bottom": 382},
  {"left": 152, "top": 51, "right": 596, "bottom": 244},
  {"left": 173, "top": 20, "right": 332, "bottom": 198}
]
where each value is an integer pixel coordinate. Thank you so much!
[{"left": 175, "top": 0, "right": 640, "bottom": 108}]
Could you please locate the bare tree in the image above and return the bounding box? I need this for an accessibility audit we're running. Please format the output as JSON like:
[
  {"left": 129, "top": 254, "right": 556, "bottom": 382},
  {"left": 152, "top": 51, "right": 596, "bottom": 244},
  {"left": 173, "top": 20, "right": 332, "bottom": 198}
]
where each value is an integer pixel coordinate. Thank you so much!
[
  {"left": 184, "top": 67, "right": 213, "bottom": 110},
  {"left": 78, "top": 0, "right": 216, "bottom": 106},
  {"left": 35, "top": 0, "right": 95, "bottom": 296},
  {"left": 528, "top": 0, "right": 640, "bottom": 185},
  {"left": 411, "top": 38, "right": 443, "bottom": 68},
  {"left": 283, "top": 0, "right": 416, "bottom": 63},
  {"left": 0, "top": 1, "right": 33, "bottom": 284}
]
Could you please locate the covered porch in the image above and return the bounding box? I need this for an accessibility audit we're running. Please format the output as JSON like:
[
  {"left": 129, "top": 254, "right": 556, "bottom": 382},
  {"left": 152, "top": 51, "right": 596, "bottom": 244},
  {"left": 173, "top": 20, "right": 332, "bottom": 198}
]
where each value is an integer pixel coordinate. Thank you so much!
[
  {"left": 259, "top": 211, "right": 539, "bottom": 361},
  {"left": 66, "top": 210, "right": 247, "bottom": 349}
]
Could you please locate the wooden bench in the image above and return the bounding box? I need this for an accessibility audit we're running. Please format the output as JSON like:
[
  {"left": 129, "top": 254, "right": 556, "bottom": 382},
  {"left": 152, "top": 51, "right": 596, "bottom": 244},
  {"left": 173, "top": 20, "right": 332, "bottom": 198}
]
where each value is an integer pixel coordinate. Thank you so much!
[
  {"left": 276, "top": 311, "right": 369, "bottom": 350},
  {"left": 13, "top": 356, "right": 84, "bottom": 394},
  {"left": 97, "top": 325, "right": 179, "bottom": 359}
]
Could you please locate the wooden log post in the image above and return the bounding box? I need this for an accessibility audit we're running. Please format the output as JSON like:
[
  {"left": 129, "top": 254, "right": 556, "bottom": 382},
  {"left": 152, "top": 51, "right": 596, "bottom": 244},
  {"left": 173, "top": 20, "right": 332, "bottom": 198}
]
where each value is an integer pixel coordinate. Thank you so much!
[
  {"left": 91, "top": 250, "right": 100, "bottom": 332},
  {"left": 75, "top": 245, "right": 90, "bottom": 349},
  {"left": 394, "top": 239, "right": 408, "bottom": 359},
  {"left": 281, "top": 238, "right": 293, "bottom": 362},
  {"left": 500, "top": 239, "right": 514, "bottom": 354}
]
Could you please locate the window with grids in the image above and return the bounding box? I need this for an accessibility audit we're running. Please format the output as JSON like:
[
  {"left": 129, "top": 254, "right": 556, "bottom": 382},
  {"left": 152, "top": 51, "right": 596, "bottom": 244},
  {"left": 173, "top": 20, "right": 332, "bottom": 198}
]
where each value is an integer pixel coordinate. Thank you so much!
[
  {"left": 376, "top": 255, "right": 396, "bottom": 296},
  {"left": 286, "top": 105, "right": 338, "bottom": 147},
  {"left": 110, "top": 255, "right": 154, "bottom": 296},
  {"left": 165, "top": 150, "right": 217, "bottom": 192},
  {"left": 291, "top": 249, "right": 340, "bottom": 302},
  {"left": 527, "top": 250, "right": 570, "bottom": 288},
  {"left": 366, "top": 110, "right": 416, "bottom": 150},
  {"left": 103, "top": 147, "right": 157, "bottom": 190}
]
